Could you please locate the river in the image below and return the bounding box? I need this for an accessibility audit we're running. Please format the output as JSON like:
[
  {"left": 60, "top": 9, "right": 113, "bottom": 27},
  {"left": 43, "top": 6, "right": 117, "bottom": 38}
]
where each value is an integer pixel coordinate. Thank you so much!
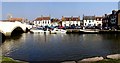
[{"left": 1, "top": 33, "right": 120, "bottom": 62}]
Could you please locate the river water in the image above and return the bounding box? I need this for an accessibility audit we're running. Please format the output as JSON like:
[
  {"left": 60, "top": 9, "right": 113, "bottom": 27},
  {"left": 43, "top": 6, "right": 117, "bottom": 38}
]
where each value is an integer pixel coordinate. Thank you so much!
[{"left": 1, "top": 33, "right": 120, "bottom": 62}]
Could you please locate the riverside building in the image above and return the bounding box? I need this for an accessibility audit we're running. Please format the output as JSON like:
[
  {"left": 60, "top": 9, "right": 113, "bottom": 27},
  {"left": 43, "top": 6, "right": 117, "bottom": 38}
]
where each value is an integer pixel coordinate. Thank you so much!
[
  {"left": 33, "top": 15, "right": 51, "bottom": 27},
  {"left": 61, "top": 16, "right": 80, "bottom": 27}
]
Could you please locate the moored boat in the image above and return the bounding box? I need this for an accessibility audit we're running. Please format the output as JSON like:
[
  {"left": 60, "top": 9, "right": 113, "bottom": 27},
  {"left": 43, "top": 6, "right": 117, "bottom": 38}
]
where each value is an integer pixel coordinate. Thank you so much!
[
  {"left": 50, "top": 28, "right": 66, "bottom": 34},
  {"left": 30, "top": 27, "right": 44, "bottom": 34},
  {"left": 80, "top": 29, "right": 99, "bottom": 33}
]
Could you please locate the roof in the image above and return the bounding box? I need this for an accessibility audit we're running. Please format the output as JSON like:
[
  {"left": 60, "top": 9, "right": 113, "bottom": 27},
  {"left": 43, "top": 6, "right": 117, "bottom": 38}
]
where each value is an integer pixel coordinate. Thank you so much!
[
  {"left": 62, "top": 16, "right": 80, "bottom": 21},
  {"left": 95, "top": 17, "right": 103, "bottom": 21},
  {"left": 0, "top": 20, "right": 9, "bottom": 22},
  {"left": 51, "top": 18, "right": 60, "bottom": 23},
  {"left": 35, "top": 16, "right": 50, "bottom": 21},
  {"left": 83, "top": 16, "right": 95, "bottom": 20},
  {"left": 9, "top": 18, "right": 23, "bottom": 22}
]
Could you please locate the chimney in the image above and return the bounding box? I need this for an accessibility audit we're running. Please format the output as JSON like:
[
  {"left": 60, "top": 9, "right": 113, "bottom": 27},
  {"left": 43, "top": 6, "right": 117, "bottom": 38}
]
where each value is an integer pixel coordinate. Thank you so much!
[
  {"left": 112, "top": 10, "right": 115, "bottom": 14},
  {"left": 105, "top": 14, "right": 107, "bottom": 17}
]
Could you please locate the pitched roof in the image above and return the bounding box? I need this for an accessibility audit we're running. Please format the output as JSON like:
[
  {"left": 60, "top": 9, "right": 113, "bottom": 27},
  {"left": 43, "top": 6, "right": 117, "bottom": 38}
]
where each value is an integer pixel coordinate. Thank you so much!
[
  {"left": 83, "top": 16, "right": 95, "bottom": 20},
  {"left": 35, "top": 16, "right": 50, "bottom": 21},
  {"left": 51, "top": 18, "right": 60, "bottom": 23},
  {"left": 9, "top": 18, "right": 23, "bottom": 22},
  {"left": 62, "top": 16, "right": 80, "bottom": 21}
]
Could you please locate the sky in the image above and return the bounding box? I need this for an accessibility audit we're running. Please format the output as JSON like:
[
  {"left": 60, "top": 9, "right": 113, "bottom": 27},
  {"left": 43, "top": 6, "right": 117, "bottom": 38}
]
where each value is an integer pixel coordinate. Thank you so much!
[
  {"left": 2, "top": 2, "right": 118, "bottom": 20},
  {"left": 1, "top": 0, "right": 120, "bottom": 2}
]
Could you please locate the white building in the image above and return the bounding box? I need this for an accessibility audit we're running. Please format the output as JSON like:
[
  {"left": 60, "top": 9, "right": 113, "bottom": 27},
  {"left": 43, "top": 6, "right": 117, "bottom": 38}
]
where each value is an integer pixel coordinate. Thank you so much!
[
  {"left": 83, "top": 16, "right": 103, "bottom": 27},
  {"left": 33, "top": 16, "right": 51, "bottom": 27},
  {"left": 83, "top": 16, "right": 96, "bottom": 27},
  {"left": 61, "top": 16, "right": 81, "bottom": 27}
]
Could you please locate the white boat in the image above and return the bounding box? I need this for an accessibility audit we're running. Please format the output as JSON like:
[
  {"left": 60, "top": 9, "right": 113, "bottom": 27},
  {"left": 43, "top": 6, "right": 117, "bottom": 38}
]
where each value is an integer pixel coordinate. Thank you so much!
[
  {"left": 50, "top": 28, "right": 66, "bottom": 34},
  {"left": 80, "top": 29, "right": 99, "bottom": 33},
  {"left": 30, "top": 28, "right": 44, "bottom": 33}
]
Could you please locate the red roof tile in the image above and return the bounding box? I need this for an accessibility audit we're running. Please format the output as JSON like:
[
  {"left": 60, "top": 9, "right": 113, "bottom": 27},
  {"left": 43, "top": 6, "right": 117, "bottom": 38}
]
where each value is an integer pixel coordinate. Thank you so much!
[
  {"left": 35, "top": 16, "right": 50, "bottom": 21},
  {"left": 62, "top": 16, "right": 80, "bottom": 21},
  {"left": 51, "top": 18, "right": 60, "bottom": 23},
  {"left": 9, "top": 18, "right": 23, "bottom": 22}
]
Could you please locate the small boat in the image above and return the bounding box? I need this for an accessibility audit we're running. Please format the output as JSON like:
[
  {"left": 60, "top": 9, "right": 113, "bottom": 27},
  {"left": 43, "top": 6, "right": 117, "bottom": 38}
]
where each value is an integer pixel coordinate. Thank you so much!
[
  {"left": 30, "top": 27, "right": 44, "bottom": 33},
  {"left": 80, "top": 29, "right": 99, "bottom": 33},
  {"left": 50, "top": 28, "right": 66, "bottom": 34}
]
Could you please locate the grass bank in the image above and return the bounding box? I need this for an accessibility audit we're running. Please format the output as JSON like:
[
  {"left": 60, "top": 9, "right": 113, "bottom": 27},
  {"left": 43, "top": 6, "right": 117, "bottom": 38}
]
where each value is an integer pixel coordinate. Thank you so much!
[{"left": 0, "top": 56, "right": 28, "bottom": 63}]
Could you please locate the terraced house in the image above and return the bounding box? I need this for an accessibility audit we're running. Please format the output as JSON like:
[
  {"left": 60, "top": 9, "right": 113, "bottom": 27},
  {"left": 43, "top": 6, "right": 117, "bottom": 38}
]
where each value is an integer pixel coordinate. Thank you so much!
[
  {"left": 83, "top": 15, "right": 103, "bottom": 28},
  {"left": 61, "top": 16, "right": 80, "bottom": 27},
  {"left": 95, "top": 17, "right": 103, "bottom": 27},
  {"left": 33, "top": 15, "right": 51, "bottom": 26},
  {"left": 83, "top": 15, "right": 96, "bottom": 27},
  {"left": 102, "top": 10, "right": 120, "bottom": 29}
]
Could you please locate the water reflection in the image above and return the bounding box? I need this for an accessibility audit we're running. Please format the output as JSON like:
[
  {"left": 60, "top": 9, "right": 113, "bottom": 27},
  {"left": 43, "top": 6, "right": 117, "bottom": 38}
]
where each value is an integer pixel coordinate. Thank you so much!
[
  {"left": 99, "top": 34, "right": 120, "bottom": 54},
  {"left": 0, "top": 33, "right": 120, "bottom": 61},
  {"left": 1, "top": 34, "right": 23, "bottom": 55},
  {"left": 0, "top": 33, "right": 6, "bottom": 44}
]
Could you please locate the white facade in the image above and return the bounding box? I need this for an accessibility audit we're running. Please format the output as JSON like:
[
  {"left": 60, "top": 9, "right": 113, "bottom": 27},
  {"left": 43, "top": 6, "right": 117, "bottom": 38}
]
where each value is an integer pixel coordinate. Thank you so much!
[
  {"left": 62, "top": 21, "right": 80, "bottom": 26},
  {"left": 33, "top": 20, "right": 51, "bottom": 26},
  {"left": 83, "top": 18, "right": 102, "bottom": 27},
  {"left": 83, "top": 20, "right": 102, "bottom": 27},
  {"left": 51, "top": 22, "right": 59, "bottom": 26},
  {"left": 83, "top": 20, "right": 96, "bottom": 27}
]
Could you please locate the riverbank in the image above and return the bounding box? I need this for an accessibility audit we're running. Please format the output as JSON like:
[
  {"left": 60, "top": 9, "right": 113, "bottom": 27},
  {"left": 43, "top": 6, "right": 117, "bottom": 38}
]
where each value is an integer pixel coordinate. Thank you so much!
[
  {"left": 66, "top": 29, "right": 120, "bottom": 34},
  {"left": 62, "top": 54, "right": 120, "bottom": 63},
  {"left": 0, "top": 56, "right": 28, "bottom": 63},
  {"left": 1, "top": 54, "right": 120, "bottom": 63}
]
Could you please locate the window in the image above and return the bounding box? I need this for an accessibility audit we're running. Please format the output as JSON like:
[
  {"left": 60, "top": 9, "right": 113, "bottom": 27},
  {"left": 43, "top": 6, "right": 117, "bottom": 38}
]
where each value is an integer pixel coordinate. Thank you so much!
[
  {"left": 76, "top": 24, "right": 78, "bottom": 26},
  {"left": 89, "top": 21, "right": 91, "bottom": 23},
  {"left": 88, "top": 24, "right": 91, "bottom": 26},
  {"left": 69, "top": 24, "right": 71, "bottom": 26},
  {"left": 48, "top": 21, "right": 49, "bottom": 24},
  {"left": 64, "top": 24, "right": 66, "bottom": 26}
]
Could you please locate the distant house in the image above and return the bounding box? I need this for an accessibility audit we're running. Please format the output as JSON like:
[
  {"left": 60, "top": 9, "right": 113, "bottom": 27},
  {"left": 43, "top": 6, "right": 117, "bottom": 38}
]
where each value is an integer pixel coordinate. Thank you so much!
[
  {"left": 102, "top": 10, "right": 120, "bottom": 29},
  {"left": 8, "top": 18, "right": 23, "bottom": 22},
  {"left": 51, "top": 18, "right": 61, "bottom": 26},
  {"left": 95, "top": 17, "right": 103, "bottom": 27},
  {"left": 102, "top": 14, "right": 109, "bottom": 28},
  {"left": 116, "top": 10, "right": 120, "bottom": 28},
  {"left": 61, "top": 16, "right": 80, "bottom": 27},
  {"left": 108, "top": 10, "right": 118, "bottom": 28},
  {"left": 33, "top": 16, "right": 51, "bottom": 26},
  {"left": 83, "top": 16, "right": 96, "bottom": 27}
]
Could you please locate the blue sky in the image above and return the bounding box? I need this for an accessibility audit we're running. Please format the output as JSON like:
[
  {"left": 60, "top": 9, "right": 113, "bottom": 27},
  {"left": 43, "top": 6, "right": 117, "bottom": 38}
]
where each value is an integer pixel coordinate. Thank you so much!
[
  {"left": 1, "top": 0, "right": 120, "bottom": 2},
  {"left": 2, "top": 2, "right": 118, "bottom": 20}
]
